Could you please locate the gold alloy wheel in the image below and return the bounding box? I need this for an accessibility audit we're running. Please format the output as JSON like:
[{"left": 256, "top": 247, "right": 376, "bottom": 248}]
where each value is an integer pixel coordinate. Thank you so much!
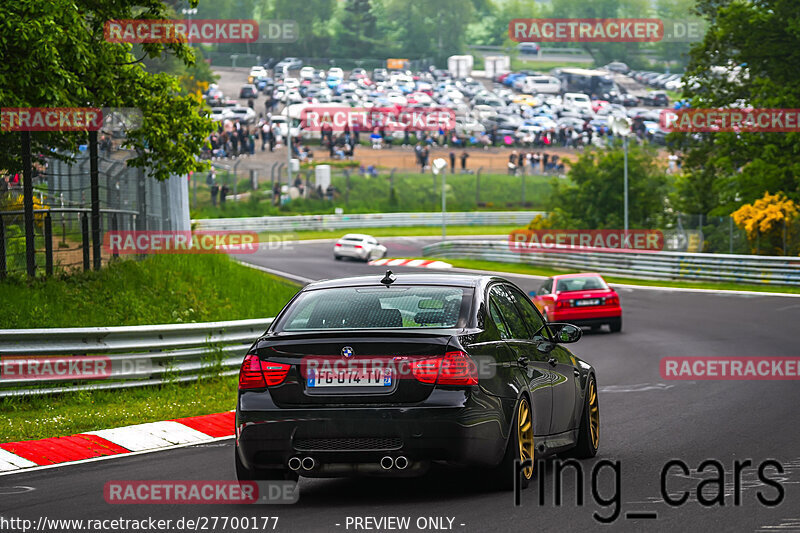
[
  {"left": 517, "top": 399, "right": 534, "bottom": 479},
  {"left": 589, "top": 379, "right": 599, "bottom": 449}
]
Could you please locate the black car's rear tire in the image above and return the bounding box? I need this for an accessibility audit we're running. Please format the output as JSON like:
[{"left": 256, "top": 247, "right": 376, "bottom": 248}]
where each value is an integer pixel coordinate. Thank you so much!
[
  {"left": 609, "top": 317, "right": 622, "bottom": 333},
  {"left": 490, "top": 396, "right": 534, "bottom": 490},
  {"left": 571, "top": 376, "right": 599, "bottom": 459},
  {"left": 235, "top": 449, "right": 298, "bottom": 482}
]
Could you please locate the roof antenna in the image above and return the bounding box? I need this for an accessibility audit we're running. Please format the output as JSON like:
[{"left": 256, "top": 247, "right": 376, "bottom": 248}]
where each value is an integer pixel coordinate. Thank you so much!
[{"left": 380, "top": 270, "right": 396, "bottom": 286}]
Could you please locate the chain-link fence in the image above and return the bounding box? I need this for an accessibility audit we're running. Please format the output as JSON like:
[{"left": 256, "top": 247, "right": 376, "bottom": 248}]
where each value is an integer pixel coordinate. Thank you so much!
[{"left": 0, "top": 148, "right": 189, "bottom": 277}]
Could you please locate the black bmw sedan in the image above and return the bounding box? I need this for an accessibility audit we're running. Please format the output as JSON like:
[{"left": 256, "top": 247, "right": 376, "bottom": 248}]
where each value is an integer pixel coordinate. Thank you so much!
[{"left": 235, "top": 272, "right": 599, "bottom": 489}]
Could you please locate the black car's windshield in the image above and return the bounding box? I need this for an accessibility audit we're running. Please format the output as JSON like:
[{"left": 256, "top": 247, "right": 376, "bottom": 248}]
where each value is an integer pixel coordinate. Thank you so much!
[
  {"left": 556, "top": 276, "right": 608, "bottom": 292},
  {"left": 274, "top": 286, "right": 472, "bottom": 331}
]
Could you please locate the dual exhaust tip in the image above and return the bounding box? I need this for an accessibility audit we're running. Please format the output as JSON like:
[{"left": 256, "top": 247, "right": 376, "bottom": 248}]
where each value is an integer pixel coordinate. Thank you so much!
[
  {"left": 380, "top": 455, "right": 409, "bottom": 470},
  {"left": 288, "top": 455, "right": 409, "bottom": 471},
  {"left": 288, "top": 456, "right": 315, "bottom": 471}
]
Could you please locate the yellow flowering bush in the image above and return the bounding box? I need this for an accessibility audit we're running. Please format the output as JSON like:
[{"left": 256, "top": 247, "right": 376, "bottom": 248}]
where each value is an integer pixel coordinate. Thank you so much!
[{"left": 732, "top": 192, "right": 797, "bottom": 255}]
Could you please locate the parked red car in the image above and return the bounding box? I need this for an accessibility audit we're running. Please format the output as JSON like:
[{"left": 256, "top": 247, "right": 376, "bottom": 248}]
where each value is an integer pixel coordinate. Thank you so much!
[{"left": 531, "top": 273, "right": 622, "bottom": 332}]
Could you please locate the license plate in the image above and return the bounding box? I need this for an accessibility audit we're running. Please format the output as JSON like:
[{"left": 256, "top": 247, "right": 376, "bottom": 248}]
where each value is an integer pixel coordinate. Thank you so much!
[
  {"left": 574, "top": 298, "right": 601, "bottom": 306},
  {"left": 307, "top": 369, "right": 392, "bottom": 388}
]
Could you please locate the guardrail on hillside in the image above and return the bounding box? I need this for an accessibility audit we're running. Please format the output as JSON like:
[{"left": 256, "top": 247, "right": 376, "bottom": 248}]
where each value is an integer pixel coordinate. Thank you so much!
[
  {"left": 0, "top": 319, "right": 273, "bottom": 397},
  {"left": 422, "top": 240, "right": 800, "bottom": 286},
  {"left": 193, "top": 211, "right": 544, "bottom": 233}
]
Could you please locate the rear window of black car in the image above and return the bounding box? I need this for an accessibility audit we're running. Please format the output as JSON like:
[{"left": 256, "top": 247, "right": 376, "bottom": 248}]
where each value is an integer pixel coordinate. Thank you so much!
[{"left": 274, "top": 286, "right": 473, "bottom": 331}]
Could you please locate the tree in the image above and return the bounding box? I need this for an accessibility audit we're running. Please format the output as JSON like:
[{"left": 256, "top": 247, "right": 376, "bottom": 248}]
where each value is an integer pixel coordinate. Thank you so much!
[
  {"left": 379, "top": 0, "right": 476, "bottom": 63},
  {"left": 333, "top": 0, "right": 379, "bottom": 57},
  {"left": 673, "top": 0, "right": 800, "bottom": 218},
  {"left": 0, "top": 0, "right": 214, "bottom": 181},
  {"left": 548, "top": 0, "right": 652, "bottom": 67},
  {"left": 549, "top": 143, "right": 671, "bottom": 229}
]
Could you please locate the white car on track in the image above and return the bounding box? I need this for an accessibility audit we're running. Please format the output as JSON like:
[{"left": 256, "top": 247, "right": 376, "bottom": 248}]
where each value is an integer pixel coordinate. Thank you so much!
[{"left": 334, "top": 234, "right": 388, "bottom": 262}]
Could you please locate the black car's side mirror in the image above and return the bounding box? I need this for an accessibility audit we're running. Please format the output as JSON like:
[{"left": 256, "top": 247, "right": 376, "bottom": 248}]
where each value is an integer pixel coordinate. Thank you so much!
[{"left": 547, "top": 322, "right": 582, "bottom": 343}]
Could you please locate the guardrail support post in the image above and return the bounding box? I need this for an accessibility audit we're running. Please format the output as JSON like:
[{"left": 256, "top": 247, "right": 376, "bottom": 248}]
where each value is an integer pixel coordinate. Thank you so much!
[
  {"left": 81, "top": 213, "right": 90, "bottom": 272},
  {"left": 44, "top": 212, "right": 53, "bottom": 276}
]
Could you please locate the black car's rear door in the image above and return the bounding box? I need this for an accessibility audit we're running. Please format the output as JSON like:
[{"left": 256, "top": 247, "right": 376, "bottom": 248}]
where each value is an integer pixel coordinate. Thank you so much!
[
  {"left": 488, "top": 285, "right": 553, "bottom": 437},
  {"left": 505, "top": 284, "right": 578, "bottom": 435}
]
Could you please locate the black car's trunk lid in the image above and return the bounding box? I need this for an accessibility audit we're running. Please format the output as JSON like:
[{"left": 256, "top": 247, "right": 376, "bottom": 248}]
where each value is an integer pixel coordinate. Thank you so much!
[{"left": 254, "top": 331, "right": 453, "bottom": 407}]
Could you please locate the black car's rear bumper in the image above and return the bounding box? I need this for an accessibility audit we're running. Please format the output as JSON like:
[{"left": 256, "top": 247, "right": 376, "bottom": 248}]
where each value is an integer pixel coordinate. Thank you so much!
[{"left": 236, "top": 387, "right": 514, "bottom": 474}]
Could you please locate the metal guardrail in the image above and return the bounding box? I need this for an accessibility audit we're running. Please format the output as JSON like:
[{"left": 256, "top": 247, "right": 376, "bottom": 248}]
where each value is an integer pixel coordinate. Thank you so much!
[
  {"left": 422, "top": 240, "right": 800, "bottom": 286},
  {"left": 193, "top": 211, "right": 544, "bottom": 233},
  {"left": 0, "top": 318, "right": 273, "bottom": 397}
]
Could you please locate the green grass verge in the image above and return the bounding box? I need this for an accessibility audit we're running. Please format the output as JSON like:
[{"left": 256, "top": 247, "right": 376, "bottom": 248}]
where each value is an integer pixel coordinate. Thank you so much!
[
  {"left": 190, "top": 172, "right": 555, "bottom": 219},
  {"left": 0, "top": 254, "right": 300, "bottom": 328},
  {"left": 439, "top": 258, "right": 800, "bottom": 295},
  {"left": 260, "top": 225, "right": 524, "bottom": 242},
  {"left": 0, "top": 376, "right": 237, "bottom": 442}
]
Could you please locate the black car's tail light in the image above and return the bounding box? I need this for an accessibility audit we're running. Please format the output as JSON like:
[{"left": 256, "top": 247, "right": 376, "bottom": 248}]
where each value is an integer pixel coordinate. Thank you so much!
[
  {"left": 411, "top": 358, "right": 440, "bottom": 384},
  {"left": 239, "top": 355, "right": 291, "bottom": 389},
  {"left": 438, "top": 351, "right": 479, "bottom": 385},
  {"left": 410, "top": 351, "right": 478, "bottom": 386},
  {"left": 239, "top": 354, "right": 267, "bottom": 389},
  {"left": 262, "top": 362, "right": 291, "bottom": 386}
]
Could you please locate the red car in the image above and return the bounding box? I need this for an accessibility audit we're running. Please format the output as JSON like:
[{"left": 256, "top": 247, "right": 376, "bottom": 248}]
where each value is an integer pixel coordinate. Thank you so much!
[{"left": 531, "top": 273, "right": 622, "bottom": 332}]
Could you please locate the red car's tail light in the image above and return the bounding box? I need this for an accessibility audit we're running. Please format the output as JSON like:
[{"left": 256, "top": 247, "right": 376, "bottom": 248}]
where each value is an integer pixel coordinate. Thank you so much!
[
  {"left": 556, "top": 299, "right": 572, "bottom": 308},
  {"left": 438, "top": 351, "right": 479, "bottom": 386},
  {"left": 411, "top": 351, "right": 478, "bottom": 386},
  {"left": 605, "top": 294, "right": 620, "bottom": 306},
  {"left": 239, "top": 356, "right": 291, "bottom": 389},
  {"left": 239, "top": 354, "right": 266, "bottom": 389}
]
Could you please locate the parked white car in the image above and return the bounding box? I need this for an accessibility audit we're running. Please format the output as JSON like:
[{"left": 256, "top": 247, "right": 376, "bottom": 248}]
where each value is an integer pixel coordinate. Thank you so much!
[
  {"left": 522, "top": 76, "right": 562, "bottom": 95},
  {"left": 563, "top": 92, "right": 594, "bottom": 113},
  {"left": 328, "top": 67, "right": 344, "bottom": 79},
  {"left": 299, "top": 66, "right": 315, "bottom": 80},
  {"left": 334, "top": 234, "right": 387, "bottom": 262}
]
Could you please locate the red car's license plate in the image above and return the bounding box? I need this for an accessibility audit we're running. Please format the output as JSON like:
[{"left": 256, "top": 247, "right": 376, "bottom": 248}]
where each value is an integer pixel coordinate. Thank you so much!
[{"left": 574, "top": 298, "right": 601, "bottom": 306}]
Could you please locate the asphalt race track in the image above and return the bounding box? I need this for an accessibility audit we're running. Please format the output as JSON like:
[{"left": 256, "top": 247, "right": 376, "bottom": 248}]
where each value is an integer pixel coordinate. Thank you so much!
[{"left": 3, "top": 237, "right": 800, "bottom": 532}]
